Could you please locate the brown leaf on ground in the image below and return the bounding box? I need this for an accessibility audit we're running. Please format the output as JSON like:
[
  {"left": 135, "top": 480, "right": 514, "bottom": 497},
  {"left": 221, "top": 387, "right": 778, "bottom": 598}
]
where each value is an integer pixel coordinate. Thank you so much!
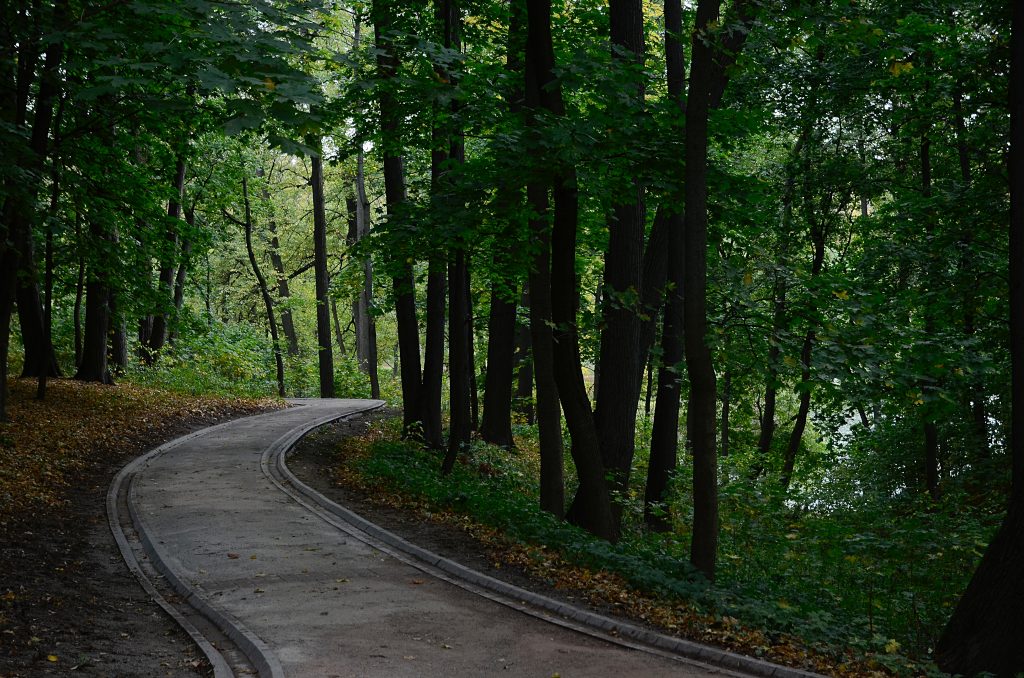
[{"left": 0, "top": 378, "right": 281, "bottom": 524}]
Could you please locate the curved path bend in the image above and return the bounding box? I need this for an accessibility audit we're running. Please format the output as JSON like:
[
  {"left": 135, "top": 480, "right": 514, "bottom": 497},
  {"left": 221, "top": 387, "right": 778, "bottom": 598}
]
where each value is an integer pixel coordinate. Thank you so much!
[{"left": 113, "top": 399, "right": 816, "bottom": 678}]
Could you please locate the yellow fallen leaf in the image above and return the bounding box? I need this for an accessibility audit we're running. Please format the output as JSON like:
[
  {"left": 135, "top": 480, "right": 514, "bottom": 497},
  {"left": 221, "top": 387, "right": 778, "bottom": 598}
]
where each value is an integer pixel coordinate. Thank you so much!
[{"left": 47, "top": 655, "right": 58, "bottom": 662}]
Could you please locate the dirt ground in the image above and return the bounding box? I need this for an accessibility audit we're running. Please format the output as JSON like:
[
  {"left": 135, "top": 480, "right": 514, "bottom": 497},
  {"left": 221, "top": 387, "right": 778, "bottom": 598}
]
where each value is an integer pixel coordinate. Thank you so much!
[{"left": 0, "top": 409, "right": 272, "bottom": 678}]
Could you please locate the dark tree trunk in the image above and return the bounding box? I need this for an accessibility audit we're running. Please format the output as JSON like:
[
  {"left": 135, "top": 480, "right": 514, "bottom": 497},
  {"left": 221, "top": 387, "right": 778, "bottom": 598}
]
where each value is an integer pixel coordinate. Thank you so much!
[
  {"left": 953, "top": 83, "right": 991, "bottom": 460},
  {"left": 646, "top": 211, "right": 685, "bottom": 532},
  {"left": 920, "top": 131, "right": 941, "bottom": 501},
  {"left": 108, "top": 294, "right": 127, "bottom": 375},
  {"left": 37, "top": 165, "right": 58, "bottom": 400},
  {"left": 331, "top": 298, "right": 345, "bottom": 356},
  {"left": 526, "top": 184, "right": 564, "bottom": 517},
  {"left": 311, "top": 149, "right": 335, "bottom": 398},
  {"left": 683, "top": 0, "right": 755, "bottom": 580},
  {"left": 527, "top": 0, "right": 615, "bottom": 539},
  {"left": 268, "top": 214, "right": 299, "bottom": 356},
  {"left": 720, "top": 369, "right": 731, "bottom": 458},
  {"left": 240, "top": 177, "right": 285, "bottom": 398},
  {"left": 444, "top": 251, "right": 472, "bottom": 473},
  {"left": 466, "top": 261, "right": 480, "bottom": 433},
  {"left": 75, "top": 220, "right": 113, "bottom": 384},
  {"left": 146, "top": 155, "right": 186, "bottom": 361},
  {"left": 644, "top": 0, "right": 686, "bottom": 532},
  {"left": 421, "top": 257, "right": 446, "bottom": 447},
  {"left": 592, "top": 0, "right": 647, "bottom": 523},
  {"left": 934, "top": 10, "right": 1024, "bottom": 674},
  {"left": 354, "top": 151, "right": 380, "bottom": 398},
  {"left": 16, "top": 245, "right": 61, "bottom": 378},
  {"left": 481, "top": 276, "right": 517, "bottom": 448},
  {"left": 374, "top": 0, "right": 421, "bottom": 433}
]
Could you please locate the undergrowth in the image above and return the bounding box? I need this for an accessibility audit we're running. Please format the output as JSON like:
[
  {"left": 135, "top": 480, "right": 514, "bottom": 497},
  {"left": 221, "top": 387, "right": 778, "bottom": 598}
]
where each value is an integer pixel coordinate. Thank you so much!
[{"left": 329, "top": 418, "right": 964, "bottom": 677}]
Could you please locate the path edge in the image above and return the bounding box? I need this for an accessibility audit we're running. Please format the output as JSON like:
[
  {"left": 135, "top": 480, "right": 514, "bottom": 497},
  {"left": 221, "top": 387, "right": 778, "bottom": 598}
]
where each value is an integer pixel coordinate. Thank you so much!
[{"left": 271, "top": 416, "right": 825, "bottom": 678}]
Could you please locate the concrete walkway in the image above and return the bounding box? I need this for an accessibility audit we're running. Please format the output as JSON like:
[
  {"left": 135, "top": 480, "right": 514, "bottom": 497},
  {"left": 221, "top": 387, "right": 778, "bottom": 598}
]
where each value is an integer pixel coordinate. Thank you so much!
[{"left": 122, "top": 400, "right": 773, "bottom": 677}]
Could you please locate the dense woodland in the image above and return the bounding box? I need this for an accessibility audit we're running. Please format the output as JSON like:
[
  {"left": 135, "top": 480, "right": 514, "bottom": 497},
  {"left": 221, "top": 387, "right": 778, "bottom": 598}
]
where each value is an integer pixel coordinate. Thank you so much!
[{"left": 2, "top": 0, "right": 1023, "bottom": 674}]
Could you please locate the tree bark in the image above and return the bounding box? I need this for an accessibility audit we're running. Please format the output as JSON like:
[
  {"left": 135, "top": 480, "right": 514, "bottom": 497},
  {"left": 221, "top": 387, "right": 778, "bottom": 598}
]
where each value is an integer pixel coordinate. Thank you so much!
[
  {"left": 683, "top": 0, "right": 753, "bottom": 579},
  {"left": 527, "top": 0, "right": 614, "bottom": 539},
  {"left": 374, "top": 0, "right": 421, "bottom": 433},
  {"left": 146, "top": 155, "right": 186, "bottom": 361},
  {"left": 592, "top": 0, "right": 647, "bottom": 523},
  {"left": 515, "top": 285, "right": 535, "bottom": 425},
  {"left": 240, "top": 176, "right": 285, "bottom": 398},
  {"left": 310, "top": 148, "right": 335, "bottom": 398}
]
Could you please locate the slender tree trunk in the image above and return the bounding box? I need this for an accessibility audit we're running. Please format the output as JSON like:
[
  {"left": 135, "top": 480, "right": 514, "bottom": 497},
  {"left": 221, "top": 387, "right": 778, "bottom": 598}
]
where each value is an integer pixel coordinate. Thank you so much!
[
  {"left": 445, "top": 250, "right": 472, "bottom": 473},
  {"left": 355, "top": 151, "right": 380, "bottom": 398},
  {"left": 953, "top": 83, "right": 990, "bottom": 459},
  {"left": 920, "top": 131, "right": 941, "bottom": 501},
  {"left": 374, "top": 0, "right": 421, "bottom": 433},
  {"left": 331, "top": 298, "right": 345, "bottom": 356},
  {"left": 146, "top": 155, "right": 186, "bottom": 360},
  {"left": 36, "top": 168, "right": 58, "bottom": 400},
  {"left": 684, "top": 0, "right": 721, "bottom": 579},
  {"left": 267, "top": 212, "right": 299, "bottom": 356},
  {"left": 241, "top": 176, "right": 285, "bottom": 398},
  {"left": 515, "top": 285, "right": 535, "bottom": 425},
  {"left": 935, "top": 9, "right": 1024, "bottom": 670},
  {"left": 466, "top": 261, "right": 480, "bottom": 432},
  {"left": 311, "top": 148, "right": 335, "bottom": 398},
  {"left": 526, "top": 0, "right": 614, "bottom": 539},
  {"left": 73, "top": 215, "right": 84, "bottom": 367},
  {"left": 481, "top": 278, "right": 518, "bottom": 447},
  {"left": 720, "top": 369, "right": 731, "bottom": 458},
  {"left": 644, "top": 0, "right": 686, "bottom": 531},
  {"left": 527, "top": 184, "right": 564, "bottom": 517}
]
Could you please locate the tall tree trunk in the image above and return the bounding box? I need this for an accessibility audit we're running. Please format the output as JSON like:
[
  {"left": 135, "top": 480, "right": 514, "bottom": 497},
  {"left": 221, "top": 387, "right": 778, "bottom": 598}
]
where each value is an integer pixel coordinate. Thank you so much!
[
  {"left": 720, "top": 369, "right": 731, "bottom": 458},
  {"left": 445, "top": 250, "right": 472, "bottom": 473},
  {"left": 267, "top": 209, "right": 299, "bottom": 356},
  {"left": 527, "top": 184, "right": 564, "bottom": 517},
  {"left": 644, "top": 0, "right": 686, "bottom": 532},
  {"left": 920, "top": 131, "right": 941, "bottom": 501},
  {"left": 374, "top": 0, "right": 421, "bottom": 433},
  {"left": 527, "top": 0, "right": 614, "bottom": 539},
  {"left": 75, "top": 219, "right": 113, "bottom": 384},
  {"left": 240, "top": 176, "right": 285, "bottom": 398},
  {"left": 481, "top": 277, "right": 518, "bottom": 447},
  {"left": 592, "top": 0, "right": 647, "bottom": 524},
  {"left": 681, "top": 0, "right": 761, "bottom": 574},
  {"left": 146, "top": 154, "right": 186, "bottom": 361},
  {"left": 37, "top": 163, "right": 58, "bottom": 400},
  {"left": 952, "top": 82, "right": 990, "bottom": 459},
  {"left": 355, "top": 151, "right": 380, "bottom": 398},
  {"left": 311, "top": 148, "right": 335, "bottom": 398},
  {"left": 935, "top": 8, "right": 1024, "bottom": 670},
  {"left": 73, "top": 215, "right": 84, "bottom": 368}
]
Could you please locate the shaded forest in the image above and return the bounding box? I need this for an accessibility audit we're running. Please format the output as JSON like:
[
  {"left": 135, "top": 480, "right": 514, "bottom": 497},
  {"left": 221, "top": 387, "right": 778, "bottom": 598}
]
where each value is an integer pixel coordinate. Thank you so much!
[{"left": 2, "top": 0, "right": 1022, "bottom": 674}]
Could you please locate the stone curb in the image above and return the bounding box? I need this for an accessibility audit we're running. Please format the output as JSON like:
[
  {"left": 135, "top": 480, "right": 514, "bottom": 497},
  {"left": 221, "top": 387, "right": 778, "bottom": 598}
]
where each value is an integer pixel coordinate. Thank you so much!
[
  {"left": 107, "top": 414, "right": 260, "bottom": 678},
  {"left": 110, "top": 402, "right": 382, "bottom": 678},
  {"left": 270, "top": 419, "right": 826, "bottom": 678}
]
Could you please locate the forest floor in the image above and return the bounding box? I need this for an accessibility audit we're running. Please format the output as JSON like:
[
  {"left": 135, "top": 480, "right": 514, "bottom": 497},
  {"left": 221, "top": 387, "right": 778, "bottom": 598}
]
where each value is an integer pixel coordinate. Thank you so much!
[{"left": 0, "top": 379, "right": 280, "bottom": 677}]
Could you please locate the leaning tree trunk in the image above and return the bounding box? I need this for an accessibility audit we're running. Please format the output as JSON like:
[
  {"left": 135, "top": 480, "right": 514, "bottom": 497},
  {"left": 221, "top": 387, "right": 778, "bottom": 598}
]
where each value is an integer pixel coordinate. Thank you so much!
[
  {"left": 146, "top": 155, "right": 186, "bottom": 361},
  {"left": 240, "top": 176, "right": 285, "bottom": 398},
  {"left": 934, "top": 6, "right": 1024, "bottom": 674}
]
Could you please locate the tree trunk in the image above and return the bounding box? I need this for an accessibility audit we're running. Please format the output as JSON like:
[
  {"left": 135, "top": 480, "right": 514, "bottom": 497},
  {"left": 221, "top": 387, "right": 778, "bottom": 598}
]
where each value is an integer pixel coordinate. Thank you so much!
[
  {"left": 646, "top": 211, "right": 685, "bottom": 531},
  {"left": 146, "top": 155, "right": 186, "bottom": 361},
  {"left": 481, "top": 278, "right": 517, "bottom": 448},
  {"left": 311, "top": 148, "right": 335, "bottom": 398},
  {"left": 592, "top": 0, "right": 647, "bottom": 524},
  {"left": 934, "top": 11, "right": 1024, "bottom": 673},
  {"left": 527, "top": 184, "right": 564, "bottom": 518},
  {"left": 241, "top": 176, "right": 285, "bottom": 398},
  {"left": 374, "top": 0, "right": 421, "bottom": 433},
  {"left": 527, "top": 0, "right": 614, "bottom": 539},
  {"left": 444, "top": 250, "right": 472, "bottom": 473},
  {"left": 75, "top": 221, "right": 113, "bottom": 384},
  {"left": 268, "top": 212, "right": 299, "bottom": 356},
  {"left": 16, "top": 241, "right": 61, "bottom": 378},
  {"left": 920, "top": 131, "right": 941, "bottom": 501},
  {"left": 355, "top": 150, "right": 380, "bottom": 398},
  {"left": 644, "top": 0, "right": 686, "bottom": 532}
]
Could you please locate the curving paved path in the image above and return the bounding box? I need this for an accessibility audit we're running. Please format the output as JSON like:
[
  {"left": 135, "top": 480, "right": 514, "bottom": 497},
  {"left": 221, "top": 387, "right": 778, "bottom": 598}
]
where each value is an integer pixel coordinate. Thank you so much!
[{"left": 120, "top": 400, "right": 792, "bottom": 678}]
